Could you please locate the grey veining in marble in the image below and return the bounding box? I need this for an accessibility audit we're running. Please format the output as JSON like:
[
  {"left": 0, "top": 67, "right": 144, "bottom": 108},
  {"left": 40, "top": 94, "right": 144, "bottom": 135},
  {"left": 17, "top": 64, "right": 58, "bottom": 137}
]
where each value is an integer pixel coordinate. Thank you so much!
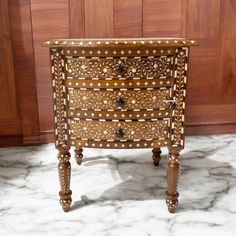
[{"left": 0, "top": 135, "right": 236, "bottom": 236}]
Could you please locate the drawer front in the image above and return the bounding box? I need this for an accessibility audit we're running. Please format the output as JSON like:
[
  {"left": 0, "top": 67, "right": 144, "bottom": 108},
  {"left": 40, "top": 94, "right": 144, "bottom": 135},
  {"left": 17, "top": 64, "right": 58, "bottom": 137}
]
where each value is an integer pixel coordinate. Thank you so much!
[
  {"left": 70, "top": 119, "right": 170, "bottom": 141},
  {"left": 68, "top": 89, "right": 171, "bottom": 110},
  {"left": 66, "top": 56, "right": 173, "bottom": 79}
]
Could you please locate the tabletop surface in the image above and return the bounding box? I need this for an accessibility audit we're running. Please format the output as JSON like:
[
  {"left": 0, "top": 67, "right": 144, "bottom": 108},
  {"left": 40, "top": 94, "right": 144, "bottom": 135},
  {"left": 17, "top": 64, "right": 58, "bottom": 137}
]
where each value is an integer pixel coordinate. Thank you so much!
[{"left": 44, "top": 38, "right": 198, "bottom": 47}]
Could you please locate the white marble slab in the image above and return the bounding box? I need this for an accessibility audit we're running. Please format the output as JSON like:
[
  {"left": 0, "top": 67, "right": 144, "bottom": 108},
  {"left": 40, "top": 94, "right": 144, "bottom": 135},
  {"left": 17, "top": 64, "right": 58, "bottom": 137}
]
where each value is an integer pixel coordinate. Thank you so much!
[{"left": 0, "top": 134, "right": 236, "bottom": 236}]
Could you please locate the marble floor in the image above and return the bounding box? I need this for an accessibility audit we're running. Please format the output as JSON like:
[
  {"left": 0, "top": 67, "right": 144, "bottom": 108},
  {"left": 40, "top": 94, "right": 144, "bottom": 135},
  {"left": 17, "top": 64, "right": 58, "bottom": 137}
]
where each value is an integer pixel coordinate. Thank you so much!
[{"left": 0, "top": 135, "right": 236, "bottom": 236}]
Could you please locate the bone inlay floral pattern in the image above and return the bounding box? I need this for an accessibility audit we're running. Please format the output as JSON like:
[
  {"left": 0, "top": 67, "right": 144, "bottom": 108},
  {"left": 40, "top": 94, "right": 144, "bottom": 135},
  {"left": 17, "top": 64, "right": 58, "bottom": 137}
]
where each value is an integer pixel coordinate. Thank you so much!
[
  {"left": 44, "top": 38, "right": 197, "bottom": 213},
  {"left": 70, "top": 120, "right": 169, "bottom": 140},
  {"left": 66, "top": 57, "right": 173, "bottom": 79},
  {"left": 68, "top": 89, "right": 171, "bottom": 110}
]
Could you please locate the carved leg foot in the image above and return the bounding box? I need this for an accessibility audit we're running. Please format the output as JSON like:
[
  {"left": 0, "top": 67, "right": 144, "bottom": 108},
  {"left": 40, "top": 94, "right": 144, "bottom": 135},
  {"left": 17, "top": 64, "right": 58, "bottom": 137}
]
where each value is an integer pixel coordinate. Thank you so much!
[
  {"left": 166, "top": 151, "right": 180, "bottom": 213},
  {"left": 75, "top": 148, "right": 83, "bottom": 165},
  {"left": 152, "top": 148, "right": 162, "bottom": 166},
  {"left": 166, "top": 191, "right": 179, "bottom": 213},
  {"left": 58, "top": 149, "right": 72, "bottom": 212}
]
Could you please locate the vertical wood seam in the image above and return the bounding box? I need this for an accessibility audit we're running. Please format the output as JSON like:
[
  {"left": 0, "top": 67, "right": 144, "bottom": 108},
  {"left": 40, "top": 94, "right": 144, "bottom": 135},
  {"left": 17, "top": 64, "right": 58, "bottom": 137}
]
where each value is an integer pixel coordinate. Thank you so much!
[
  {"left": 83, "top": 0, "right": 87, "bottom": 38},
  {"left": 216, "top": 0, "right": 223, "bottom": 104},
  {"left": 69, "top": 0, "right": 85, "bottom": 38},
  {"left": 111, "top": 0, "right": 114, "bottom": 37},
  {"left": 142, "top": 0, "right": 144, "bottom": 37},
  {"left": 5, "top": 0, "right": 19, "bottom": 117},
  {"left": 181, "top": 0, "right": 187, "bottom": 37},
  {"left": 28, "top": 0, "right": 40, "bottom": 114},
  {"left": 81, "top": 0, "right": 85, "bottom": 38},
  {"left": 27, "top": 0, "right": 40, "bottom": 138},
  {"left": 68, "top": 0, "right": 72, "bottom": 37}
]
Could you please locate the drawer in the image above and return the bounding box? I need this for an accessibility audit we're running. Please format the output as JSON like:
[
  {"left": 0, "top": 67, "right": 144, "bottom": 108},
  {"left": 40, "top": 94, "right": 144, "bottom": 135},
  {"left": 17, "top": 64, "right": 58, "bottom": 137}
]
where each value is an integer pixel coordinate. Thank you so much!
[
  {"left": 66, "top": 56, "right": 173, "bottom": 79},
  {"left": 69, "top": 119, "right": 170, "bottom": 141},
  {"left": 67, "top": 89, "right": 171, "bottom": 110}
]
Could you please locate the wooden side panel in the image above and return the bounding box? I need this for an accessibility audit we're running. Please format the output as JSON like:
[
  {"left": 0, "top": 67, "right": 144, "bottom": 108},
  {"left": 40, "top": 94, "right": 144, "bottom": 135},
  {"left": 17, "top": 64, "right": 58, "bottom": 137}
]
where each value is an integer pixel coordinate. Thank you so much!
[
  {"left": 84, "top": 0, "right": 113, "bottom": 38},
  {"left": 30, "top": 0, "right": 70, "bottom": 136},
  {"left": 113, "top": 0, "right": 142, "bottom": 38},
  {"left": 0, "top": 0, "right": 22, "bottom": 136},
  {"left": 143, "top": 0, "right": 183, "bottom": 37},
  {"left": 218, "top": 0, "right": 236, "bottom": 104},
  {"left": 69, "top": 0, "right": 84, "bottom": 38},
  {"left": 9, "top": 0, "right": 40, "bottom": 144}
]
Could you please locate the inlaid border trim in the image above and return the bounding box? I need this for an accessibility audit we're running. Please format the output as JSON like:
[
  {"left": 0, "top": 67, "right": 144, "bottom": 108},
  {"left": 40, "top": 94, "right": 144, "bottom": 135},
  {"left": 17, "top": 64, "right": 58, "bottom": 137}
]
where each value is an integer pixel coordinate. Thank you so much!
[
  {"left": 170, "top": 47, "right": 189, "bottom": 148},
  {"left": 44, "top": 38, "right": 197, "bottom": 48},
  {"left": 68, "top": 109, "right": 171, "bottom": 120},
  {"left": 65, "top": 77, "right": 174, "bottom": 89},
  {"left": 50, "top": 48, "right": 70, "bottom": 148},
  {"left": 71, "top": 139, "right": 169, "bottom": 149}
]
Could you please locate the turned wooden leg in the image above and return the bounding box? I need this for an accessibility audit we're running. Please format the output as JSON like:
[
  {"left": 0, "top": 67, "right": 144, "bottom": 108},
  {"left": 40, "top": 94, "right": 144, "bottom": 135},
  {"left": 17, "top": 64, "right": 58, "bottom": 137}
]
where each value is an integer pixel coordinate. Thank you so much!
[
  {"left": 152, "top": 148, "right": 162, "bottom": 166},
  {"left": 166, "top": 151, "right": 180, "bottom": 213},
  {"left": 58, "top": 149, "right": 72, "bottom": 212},
  {"left": 74, "top": 148, "right": 83, "bottom": 165}
]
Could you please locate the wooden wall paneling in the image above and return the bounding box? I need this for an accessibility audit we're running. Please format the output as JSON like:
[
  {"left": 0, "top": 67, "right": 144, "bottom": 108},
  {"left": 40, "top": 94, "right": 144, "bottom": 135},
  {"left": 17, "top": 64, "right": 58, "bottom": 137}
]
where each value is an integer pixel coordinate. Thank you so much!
[
  {"left": 0, "top": 0, "right": 233, "bottom": 145},
  {"left": 218, "top": 0, "right": 236, "bottom": 104},
  {"left": 9, "top": 0, "right": 40, "bottom": 145},
  {"left": 184, "top": 0, "right": 236, "bottom": 134},
  {"left": 0, "top": 135, "right": 23, "bottom": 147},
  {"left": 30, "top": 0, "right": 70, "bottom": 143},
  {"left": 186, "top": 122, "right": 236, "bottom": 135},
  {"left": 186, "top": 0, "right": 220, "bottom": 105},
  {"left": 143, "top": 0, "right": 183, "bottom": 37},
  {"left": 181, "top": 0, "right": 187, "bottom": 37},
  {"left": 113, "top": 0, "right": 143, "bottom": 38},
  {"left": 84, "top": 0, "right": 113, "bottom": 38},
  {"left": 69, "top": 0, "right": 85, "bottom": 38},
  {"left": 186, "top": 0, "right": 220, "bottom": 39},
  {"left": 186, "top": 104, "right": 236, "bottom": 135},
  {"left": 186, "top": 39, "right": 218, "bottom": 105},
  {"left": 185, "top": 0, "right": 236, "bottom": 134},
  {"left": 0, "top": 0, "right": 22, "bottom": 137},
  {"left": 186, "top": 104, "right": 236, "bottom": 125}
]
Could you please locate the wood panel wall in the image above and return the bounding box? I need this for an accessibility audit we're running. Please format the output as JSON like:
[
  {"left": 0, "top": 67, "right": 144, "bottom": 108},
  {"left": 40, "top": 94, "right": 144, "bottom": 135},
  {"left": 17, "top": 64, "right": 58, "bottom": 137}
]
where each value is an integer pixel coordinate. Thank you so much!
[
  {"left": 9, "top": 0, "right": 40, "bottom": 145},
  {"left": 30, "top": 0, "right": 70, "bottom": 143},
  {"left": 185, "top": 0, "right": 236, "bottom": 134},
  {"left": 0, "top": 0, "right": 22, "bottom": 146},
  {"left": 1, "top": 0, "right": 236, "bottom": 146}
]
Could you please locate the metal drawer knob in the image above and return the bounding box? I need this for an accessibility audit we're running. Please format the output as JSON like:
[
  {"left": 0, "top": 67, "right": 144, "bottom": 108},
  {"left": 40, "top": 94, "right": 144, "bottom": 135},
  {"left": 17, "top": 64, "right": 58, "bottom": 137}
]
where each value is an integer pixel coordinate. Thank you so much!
[
  {"left": 115, "top": 128, "right": 124, "bottom": 139},
  {"left": 163, "top": 98, "right": 176, "bottom": 106},
  {"left": 115, "top": 65, "right": 125, "bottom": 74},
  {"left": 116, "top": 97, "right": 125, "bottom": 107}
]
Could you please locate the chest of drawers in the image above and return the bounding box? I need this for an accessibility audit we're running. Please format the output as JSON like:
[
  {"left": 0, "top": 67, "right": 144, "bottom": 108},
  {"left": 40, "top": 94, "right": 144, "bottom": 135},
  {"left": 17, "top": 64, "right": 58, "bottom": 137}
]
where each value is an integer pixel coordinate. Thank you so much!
[{"left": 44, "top": 38, "right": 197, "bottom": 213}]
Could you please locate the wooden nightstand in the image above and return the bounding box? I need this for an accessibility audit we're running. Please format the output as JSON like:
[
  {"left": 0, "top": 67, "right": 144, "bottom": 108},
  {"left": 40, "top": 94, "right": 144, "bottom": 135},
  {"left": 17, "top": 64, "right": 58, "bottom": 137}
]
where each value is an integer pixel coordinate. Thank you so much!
[{"left": 44, "top": 38, "right": 197, "bottom": 213}]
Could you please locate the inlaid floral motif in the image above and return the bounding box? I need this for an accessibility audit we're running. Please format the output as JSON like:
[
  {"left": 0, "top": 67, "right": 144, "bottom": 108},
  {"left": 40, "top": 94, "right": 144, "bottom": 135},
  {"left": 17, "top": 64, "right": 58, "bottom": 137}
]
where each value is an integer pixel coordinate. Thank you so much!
[
  {"left": 170, "top": 47, "right": 188, "bottom": 148},
  {"left": 51, "top": 49, "right": 69, "bottom": 148},
  {"left": 68, "top": 89, "right": 171, "bottom": 110},
  {"left": 70, "top": 120, "right": 169, "bottom": 140},
  {"left": 66, "top": 57, "right": 173, "bottom": 79}
]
